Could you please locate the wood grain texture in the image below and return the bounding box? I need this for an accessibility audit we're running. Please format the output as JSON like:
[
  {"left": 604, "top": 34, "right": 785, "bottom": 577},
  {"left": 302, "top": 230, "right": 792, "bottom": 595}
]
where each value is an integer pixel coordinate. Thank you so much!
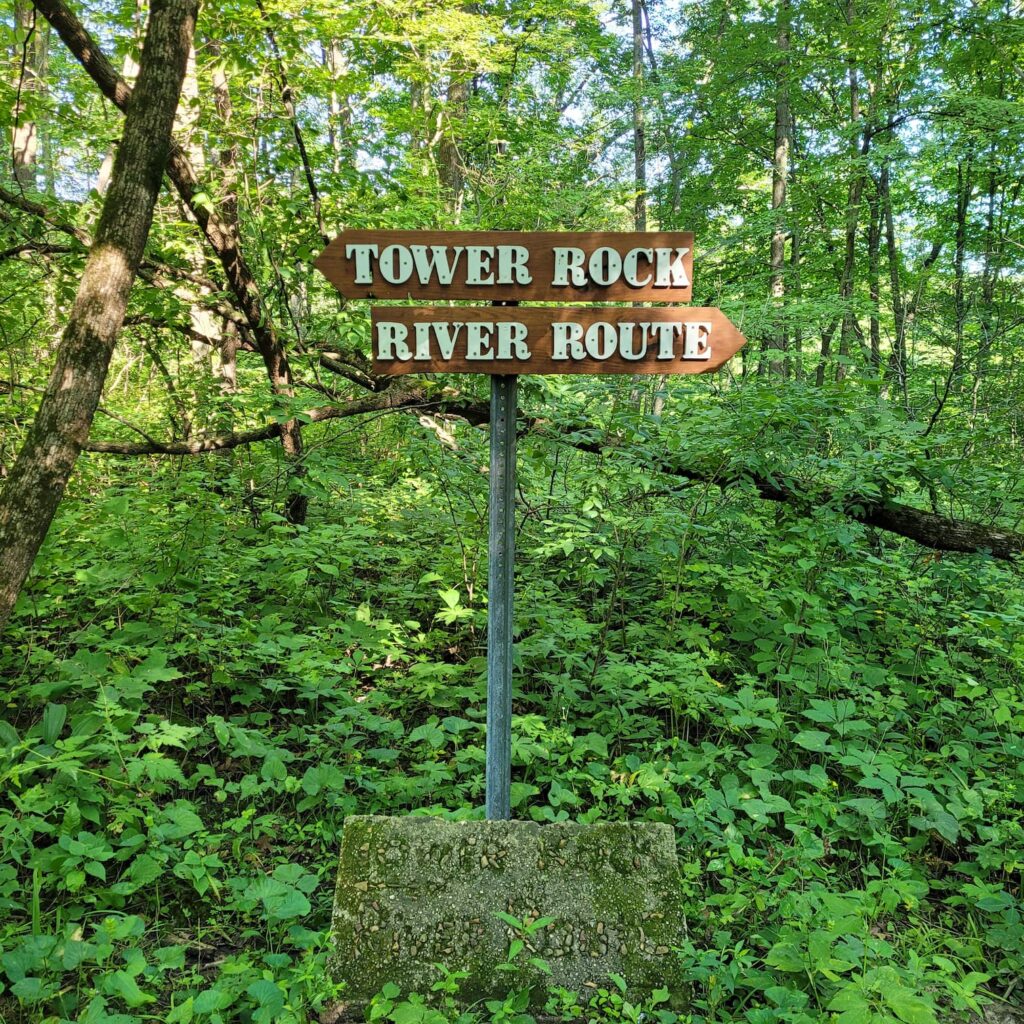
[
  {"left": 317, "top": 230, "right": 694, "bottom": 302},
  {"left": 371, "top": 306, "right": 745, "bottom": 375}
]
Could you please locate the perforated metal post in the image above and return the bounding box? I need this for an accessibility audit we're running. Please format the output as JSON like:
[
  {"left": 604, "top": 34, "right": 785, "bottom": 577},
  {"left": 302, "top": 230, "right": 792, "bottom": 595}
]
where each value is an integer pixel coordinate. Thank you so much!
[{"left": 485, "top": 373, "right": 517, "bottom": 820}]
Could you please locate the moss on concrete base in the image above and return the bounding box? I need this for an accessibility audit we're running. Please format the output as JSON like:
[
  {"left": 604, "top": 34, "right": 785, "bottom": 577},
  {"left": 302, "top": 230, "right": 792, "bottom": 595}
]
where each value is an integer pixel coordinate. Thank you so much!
[{"left": 329, "top": 816, "right": 686, "bottom": 1004}]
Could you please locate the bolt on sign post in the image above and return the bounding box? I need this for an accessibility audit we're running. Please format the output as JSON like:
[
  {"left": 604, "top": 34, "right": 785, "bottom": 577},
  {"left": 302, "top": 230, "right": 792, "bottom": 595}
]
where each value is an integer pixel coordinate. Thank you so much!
[{"left": 315, "top": 231, "right": 746, "bottom": 820}]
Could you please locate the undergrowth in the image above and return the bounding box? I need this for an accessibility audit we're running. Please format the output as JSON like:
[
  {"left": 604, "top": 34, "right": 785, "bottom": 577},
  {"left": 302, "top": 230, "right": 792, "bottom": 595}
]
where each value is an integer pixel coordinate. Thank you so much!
[{"left": 1, "top": 395, "right": 1022, "bottom": 1024}]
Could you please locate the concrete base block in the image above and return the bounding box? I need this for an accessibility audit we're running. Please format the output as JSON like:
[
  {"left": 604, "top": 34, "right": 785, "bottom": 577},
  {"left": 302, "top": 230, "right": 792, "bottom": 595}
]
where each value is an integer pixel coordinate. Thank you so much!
[{"left": 330, "top": 815, "right": 686, "bottom": 1003}]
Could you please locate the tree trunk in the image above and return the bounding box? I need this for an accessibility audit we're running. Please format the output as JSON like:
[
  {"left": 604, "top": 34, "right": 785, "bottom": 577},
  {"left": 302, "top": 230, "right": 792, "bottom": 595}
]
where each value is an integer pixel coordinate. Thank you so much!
[
  {"left": 973, "top": 160, "right": 999, "bottom": 417},
  {"left": 209, "top": 41, "right": 242, "bottom": 402},
  {"left": 867, "top": 176, "right": 881, "bottom": 369},
  {"left": 96, "top": 0, "right": 144, "bottom": 195},
  {"left": 880, "top": 161, "right": 907, "bottom": 401},
  {"left": 631, "top": 0, "right": 647, "bottom": 232},
  {"left": 766, "top": 0, "right": 790, "bottom": 376},
  {"left": 324, "top": 38, "right": 352, "bottom": 175},
  {"left": 176, "top": 44, "right": 221, "bottom": 435},
  {"left": 833, "top": 19, "right": 865, "bottom": 383},
  {"left": 790, "top": 224, "right": 803, "bottom": 379},
  {"left": 11, "top": 0, "right": 48, "bottom": 187},
  {"left": 96, "top": 50, "right": 140, "bottom": 196},
  {"left": 818, "top": 1, "right": 867, "bottom": 386},
  {"left": 881, "top": 158, "right": 944, "bottom": 414},
  {"left": 0, "top": 0, "right": 197, "bottom": 632},
  {"left": 952, "top": 155, "right": 972, "bottom": 387},
  {"left": 437, "top": 77, "right": 468, "bottom": 216}
]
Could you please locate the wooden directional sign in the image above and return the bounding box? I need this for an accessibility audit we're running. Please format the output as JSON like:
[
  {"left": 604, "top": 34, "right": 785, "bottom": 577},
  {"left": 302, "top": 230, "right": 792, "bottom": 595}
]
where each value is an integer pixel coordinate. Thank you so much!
[
  {"left": 313, "top": 228, "right": 742, "bottom": 822},
  {"left": 371, "top": 306, "right": 746, "bottom": 376},
  {"left": 315, "top": 230, "right": 694, "bottom": 303}
]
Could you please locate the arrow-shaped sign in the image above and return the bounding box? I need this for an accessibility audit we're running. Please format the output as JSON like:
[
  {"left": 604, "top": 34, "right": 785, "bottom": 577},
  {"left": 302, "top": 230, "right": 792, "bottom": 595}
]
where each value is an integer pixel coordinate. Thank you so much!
[{"left": 370, "top": 306, "right": 746, "bottom": 375}]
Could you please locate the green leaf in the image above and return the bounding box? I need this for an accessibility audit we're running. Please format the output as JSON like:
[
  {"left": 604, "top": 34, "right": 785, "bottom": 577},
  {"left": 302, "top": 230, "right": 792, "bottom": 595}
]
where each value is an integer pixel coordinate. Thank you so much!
[
  {"left": 246, "top": 978, "right": 285, "bottom": 1020},
  {"left": 765, "top": 941, "right": 805, "bottom": 972},
  {"left": 160, "top": 802, "right": 203, "bottom": 838},
  {"left": 793, "top": 729, "right": 831, "bottom": 751},
  {"left": 41, "top": 703, "right": 66, "bottom": 744},
  {"left": 166, "top": 997, "right": 194, "bottom": 1023},
  {"left": 249, "top": 877, "right": 311, "bottom": 920},
  {"left": 194, "top": 987, "right": 233, "bottom": 1013},
  {"left": 105, "top": 969, "right": 156, "bottom": 1007},
  {"left": 261, "top": 753, "right": 288, "bottom": 781},
  {"left": 883, "top": 987, "right": 937, "bottom": 1024}
]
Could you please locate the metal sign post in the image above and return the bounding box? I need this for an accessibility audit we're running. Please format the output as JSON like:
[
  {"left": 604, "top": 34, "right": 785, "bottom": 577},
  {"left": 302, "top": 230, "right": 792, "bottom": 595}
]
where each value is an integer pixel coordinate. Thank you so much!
[{"left": 485, "top": 373, "right": 517, "bottom": 821}]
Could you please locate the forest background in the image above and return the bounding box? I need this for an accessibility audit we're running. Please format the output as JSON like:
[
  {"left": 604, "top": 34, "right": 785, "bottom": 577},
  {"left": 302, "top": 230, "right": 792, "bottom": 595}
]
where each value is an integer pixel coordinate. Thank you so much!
[{"left": 0, "top": 0, "right": 1022, "bottom": 1021}]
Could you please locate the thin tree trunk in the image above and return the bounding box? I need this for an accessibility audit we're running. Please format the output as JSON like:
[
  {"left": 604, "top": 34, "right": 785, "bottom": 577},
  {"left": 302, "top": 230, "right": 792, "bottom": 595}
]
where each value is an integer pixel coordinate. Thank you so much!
[
  {"left": 209, "top": 41, "right": 242, "bottom": 403},
  {"left": 97, "top": 0, "right": 144, "bottom": 196},
  {"left": 631, "top": 0, "right": 647, "bottom": 232},
  {"left": 952, "top": 155, "right": 972, "bottom": 387},
  {"left": 833, "top": 12, "right": 865, "bottom": 384},
  {"left": 867, "top": 176, "right": 881, "bottom": 369},
  {"left": 766, "top": 0, "right": 790, "bottom": 376},
  {"left": 790, "top": 223, "right": 803, "bottom": 379},
  {"left": 437, "top": 77, "right": 468, "bottom": 216},
  {"left": 96, "top": 51, "right": 140, "bottom": 196},
  {"left": 257, "top": 0, "right": 327, "bottom": 243},
  {"left": 881, "top": 158, "right": 944, "bottom": 414},
  {"left": 176, "top": 44, "right": 221, "bottom": 435},
  {"left": 0, "top": 0, "right": 196, "bottom": 632},
  {"left": 324, "top": 38, "right": 352, "bottom": 175},
  {"left": 881, "top": 161, "right": 907, "bottom": 402},
  {"left": 11, "top": 0, "right": 48, "bottom": 186},
  {"left": 973, "top": 160, "right": 999, "bottom": 416}
]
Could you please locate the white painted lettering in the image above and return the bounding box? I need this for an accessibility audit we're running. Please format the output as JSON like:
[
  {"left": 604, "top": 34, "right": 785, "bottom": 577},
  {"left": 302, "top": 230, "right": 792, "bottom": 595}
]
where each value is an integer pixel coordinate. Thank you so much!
[
  {"left": 496, "top": 245, "right": 533, "bottom": 285},
  {"left": 653, "top": 322, "right": 681, "bottom": 359},
  {"left": 552, "top": 322, "right": 585, "bottom": 359},
  {"left": 345, "top": 243, "right": 378, "bottom": 284},
  {"left": 379, "top": 244, "right": 414, "bottom": 284},
  {"left": 589, "top": 247, "right": 622, "bottom": 287},
  {"left": 623, "top": 248, "right": 654, "bottom": 287},
  {"left": 585, "top": 322, "right": 617, "bottom": 360},
  {"left": 683, "top": 321, "right": 712, "bottom": 359},
  {"left": 619, "top": 322, "right": 648, "bottom": 360},
  {"left": 552, "top": 247, "right": 587, "bottom": 286},
  {"left": 411, "top": 244, "right": 464, "bottom": 285},
  {"left": 376, "top": 322, "right": 412, "bottom": 360},
  {"left": 496, "top": 322, "right": 530, "bottom": 360},
  {"left": 466, "top": 322, "right": 496, "bottom": 360},
  {"left": 465, "top": 246, "right": 495, "bottom": 285},
  {"left": 654, "top": 247, "right": 690, "bottom": 288},
  {"left": 414, "top": 322, "right": 432, "bottom": 359},
  {"left": 433, "top": 322, "right": 465, "bottom": 360}
]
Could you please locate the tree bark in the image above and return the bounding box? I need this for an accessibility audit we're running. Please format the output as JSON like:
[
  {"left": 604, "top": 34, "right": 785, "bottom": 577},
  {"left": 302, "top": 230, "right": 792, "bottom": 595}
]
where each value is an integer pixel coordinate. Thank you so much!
[
  {"left": 631, "top": 0, "right": 647, "bottom": 233},
  {"left": 819, "top": 3, "right": 867, "bottom": 386},
  {"left": 867, "top": 176, "right": 881, "bottom": 369},
  {"left": 324, "top": 38, "right": 352, "bottom": 175},
  {"left": 766, "top": 0, "right": 790, "bottom": 376},
  {"left": 972, "top": 158, "right": 999, "bottom": 417},
  {"left": 952, "top": 154, "right": 972, "bottom": 388},
  {"left": 0, "top": 0, "right": 197, "bottom": 632},
  {"left": 882, "top": 155, "right": 944, "bottom": 413},
  {"left": 11, "top": 0, "right": 47, "bottom": 187},
  {"left": 437, "top": 77, "right": 468, "bottom": 216}
]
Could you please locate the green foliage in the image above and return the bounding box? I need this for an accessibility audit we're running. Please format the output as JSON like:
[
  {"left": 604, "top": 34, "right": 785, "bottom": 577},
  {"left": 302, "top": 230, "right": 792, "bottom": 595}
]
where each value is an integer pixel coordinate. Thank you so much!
[
  {"left": 1, "top": 387, "right": 1022, "bottom": 1020},
  {"left": 2, "top": 0, "right": 1024, "bottom": 1018}
]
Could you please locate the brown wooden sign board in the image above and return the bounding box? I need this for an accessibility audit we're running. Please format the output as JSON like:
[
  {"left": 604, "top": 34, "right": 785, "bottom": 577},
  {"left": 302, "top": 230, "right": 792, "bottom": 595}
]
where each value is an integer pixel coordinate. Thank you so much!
[
  {"left": 371, "top": 306, "right": 745, "bottom": 376},
  {"left": 316, "top": 230, "right": 694, "bottom": 303}
]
